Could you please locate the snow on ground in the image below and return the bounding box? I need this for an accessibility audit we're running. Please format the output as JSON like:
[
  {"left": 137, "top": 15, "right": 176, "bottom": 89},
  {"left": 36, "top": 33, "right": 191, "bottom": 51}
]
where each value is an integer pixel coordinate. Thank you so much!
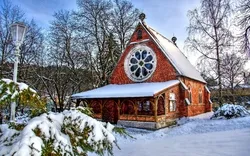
[
  {"left": 113, "top": 128, "right": 250, "bottom": 156},
  {"left": 90, "top": 112, "right": 250, "bottom": 156}
]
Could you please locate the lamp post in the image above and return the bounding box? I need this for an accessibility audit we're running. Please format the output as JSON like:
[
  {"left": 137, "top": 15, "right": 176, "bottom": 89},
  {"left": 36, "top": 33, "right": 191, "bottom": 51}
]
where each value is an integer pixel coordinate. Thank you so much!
[{"left": 10, "top": 22, "right": 27, "bottom": 121}]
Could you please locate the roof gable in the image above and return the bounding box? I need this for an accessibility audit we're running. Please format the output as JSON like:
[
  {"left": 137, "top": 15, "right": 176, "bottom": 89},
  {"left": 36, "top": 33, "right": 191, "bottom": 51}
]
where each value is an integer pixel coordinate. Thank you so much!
[
  {"left": 140, "top": 22, "right": 206, "bottom": 83},
  {"left": 110, "top": 22, "right": 178, "bottom": 84},
  {"left": 110, "top": 21, "right": 206, "bottom": 84}
]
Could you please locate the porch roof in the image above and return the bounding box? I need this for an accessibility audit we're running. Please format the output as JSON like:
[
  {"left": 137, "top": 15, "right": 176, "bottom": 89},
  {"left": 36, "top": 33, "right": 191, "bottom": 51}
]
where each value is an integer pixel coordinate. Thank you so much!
[{"left": 71, "top": 80, "right": 179, "bottom": 99}]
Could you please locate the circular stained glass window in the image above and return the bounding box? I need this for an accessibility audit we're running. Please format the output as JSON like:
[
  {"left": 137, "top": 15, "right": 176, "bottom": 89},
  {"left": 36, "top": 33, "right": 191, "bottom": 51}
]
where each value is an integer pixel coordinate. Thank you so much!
[{"left": 124, "top": 45, "right": 157, "bottom": 82}]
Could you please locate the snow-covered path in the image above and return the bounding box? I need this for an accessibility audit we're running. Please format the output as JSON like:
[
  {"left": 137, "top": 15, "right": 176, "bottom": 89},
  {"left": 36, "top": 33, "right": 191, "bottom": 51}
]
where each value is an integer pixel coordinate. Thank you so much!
[
  {"left": 90, "top": 112, "right": 250, "bottom": 156},
  {"left": 114, "top": 128, "right": 250, "bottom": 156}
]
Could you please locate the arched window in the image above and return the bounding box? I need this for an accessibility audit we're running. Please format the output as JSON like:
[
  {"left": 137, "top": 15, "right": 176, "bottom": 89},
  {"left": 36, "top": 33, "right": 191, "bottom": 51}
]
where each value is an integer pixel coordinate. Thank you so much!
[
  {"left": 137, "top": 29, "right": 142, "bottom": 40},
  {"left": 199, "top": 89, "right": 203, "bottom": 103},
  {"left": 121, "top": 100, "right": 135, "bottom": 115},
  {"left": 157, "top": 95, "right": 165, "bottom": 115},
  {"left": 169, "top": 92, "right": 176, "bottom": 112},
  {"left": 78, "top": 100, "right": 88, "bottom": 107},
  {"left": 124, "top": 45, "right": 157, "bottom": 82},
  {"left": 188, "top": 86, "right": 192, "bottom": 104},
  {"left": 92, "top": 101, "right": 101, "bottom": 114}
]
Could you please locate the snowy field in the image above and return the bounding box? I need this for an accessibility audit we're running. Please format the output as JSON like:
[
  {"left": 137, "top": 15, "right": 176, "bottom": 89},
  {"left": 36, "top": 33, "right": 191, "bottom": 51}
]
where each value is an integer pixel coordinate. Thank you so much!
[{"left": 90, "top": 112, "right": 250, "bottom": 156}]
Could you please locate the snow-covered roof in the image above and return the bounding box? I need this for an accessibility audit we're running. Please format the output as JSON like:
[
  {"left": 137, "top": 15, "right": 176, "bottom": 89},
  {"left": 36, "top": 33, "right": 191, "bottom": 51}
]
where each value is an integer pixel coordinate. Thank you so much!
[
  {"left": 141, "top": 22, "right": 206, "bottom": 83},
  {"left": 205, "top": 85, "right": 211, "bottom": 93},
  {"left": 179, "top": 79, "right": 188, "bottom": 90},
  {"left": 185, "top": 98, "right": 191, "bottom": 105},
  {"left": 71, "top": 80, "right": 180, "bottom": 99}
]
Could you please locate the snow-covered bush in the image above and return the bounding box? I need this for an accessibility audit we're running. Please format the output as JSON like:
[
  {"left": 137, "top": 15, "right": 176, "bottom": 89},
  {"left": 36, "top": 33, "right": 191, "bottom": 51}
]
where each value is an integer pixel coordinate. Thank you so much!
[
  {"left": 0, "top": 109, "right": 119, "bottom": 156},
  {"left": 74, "top": 106, "right": 94, "bottom": 117},
  {"left": 211, "top": 104, "right": 250, "bottom": 119},
  {"left": 0, "top": 78, "right": 36, "bottom": 103},
  {"left": 0, "top": 78, "right": 46, "bottom": 120}
]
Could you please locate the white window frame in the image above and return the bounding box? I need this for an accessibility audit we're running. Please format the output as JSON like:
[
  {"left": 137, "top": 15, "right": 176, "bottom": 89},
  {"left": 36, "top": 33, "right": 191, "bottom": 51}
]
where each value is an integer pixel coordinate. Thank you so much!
[{"left": 169, "top": 93, "right": 176, "bottom": 112}]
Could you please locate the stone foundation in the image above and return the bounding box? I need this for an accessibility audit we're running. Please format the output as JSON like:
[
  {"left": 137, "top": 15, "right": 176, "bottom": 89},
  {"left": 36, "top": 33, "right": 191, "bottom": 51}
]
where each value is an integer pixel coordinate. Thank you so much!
[{"left": 117, "top": 119, "right": 176, "bottom": 130}]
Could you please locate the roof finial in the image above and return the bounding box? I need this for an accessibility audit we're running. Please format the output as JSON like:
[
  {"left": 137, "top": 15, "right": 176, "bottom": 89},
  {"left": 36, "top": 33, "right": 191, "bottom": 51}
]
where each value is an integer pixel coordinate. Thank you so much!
[
  {"left": 172, "top": 35, "right": 177, "bottom": 47},
  {"left": 139, "top": 13, "right": 146, "bottom": 22}
]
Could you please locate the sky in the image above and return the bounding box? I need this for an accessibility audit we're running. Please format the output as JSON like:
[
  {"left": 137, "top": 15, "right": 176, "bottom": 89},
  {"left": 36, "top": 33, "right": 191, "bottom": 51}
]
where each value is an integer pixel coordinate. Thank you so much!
[
  {"left": 1, "top": 0, "right": 202, "bottom": 64},
  {"left": 132, "top": 0, "right": 201, "bottom": 64},
  {"left": 3, "top": 0, "right": 250, "bottom": 70}
]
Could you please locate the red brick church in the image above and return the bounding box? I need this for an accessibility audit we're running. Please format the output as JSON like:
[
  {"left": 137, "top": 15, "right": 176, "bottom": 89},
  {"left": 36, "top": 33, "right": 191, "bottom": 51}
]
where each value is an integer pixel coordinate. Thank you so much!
[{"left": 72, "top": 14, "right": 212, "bottom": 129}]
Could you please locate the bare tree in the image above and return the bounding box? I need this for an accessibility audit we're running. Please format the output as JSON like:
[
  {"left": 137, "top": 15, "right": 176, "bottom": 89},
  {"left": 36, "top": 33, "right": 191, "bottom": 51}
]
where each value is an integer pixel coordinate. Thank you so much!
[
  {"left": 0, "top": 0, "right": 45, "bottom": 85},
  {"left": 221, "top": 53, "right": 246, "bottom": 103},
  {"left": 19, "top": 20, "right": 44, "bottom": 66},
  {"left": 74, "top": 0, "right": 113, "bottom": 87},
  {"left": 38, "top": 10, "right": 92, "bottom": 111},
  {"left": 74, "top": 0, "right": 139, "bottom": 87},
  {"left": 111, "top": 0, "right": 140, "bottom": 51},
  {"left": 186, "top": 0, "right": 233, "bottom": 105},
  {"left": 237, "top": 0, "right": 250, "bottom": 55},
  {"left": 197, "top": 59, "right": 218, "bottom": 87}
]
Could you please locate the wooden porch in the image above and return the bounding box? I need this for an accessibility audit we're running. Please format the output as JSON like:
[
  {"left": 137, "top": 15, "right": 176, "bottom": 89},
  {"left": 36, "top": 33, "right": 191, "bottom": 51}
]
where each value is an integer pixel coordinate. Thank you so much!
[{"left": 77, "top": 92, "right": 177, "bottom": 129}]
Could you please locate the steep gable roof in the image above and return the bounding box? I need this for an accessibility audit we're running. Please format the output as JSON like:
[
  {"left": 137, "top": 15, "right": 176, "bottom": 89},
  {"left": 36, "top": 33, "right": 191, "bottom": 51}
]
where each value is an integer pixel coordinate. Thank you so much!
[{"left": 140, "top": 22, "right": 206, "bottom": 83}]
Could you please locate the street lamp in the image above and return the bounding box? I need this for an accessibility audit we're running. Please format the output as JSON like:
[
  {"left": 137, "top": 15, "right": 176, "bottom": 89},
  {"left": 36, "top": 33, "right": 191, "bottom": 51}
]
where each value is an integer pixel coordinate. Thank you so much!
[{"left": 10, "top": 22, "right": 27, "bottom": 121}]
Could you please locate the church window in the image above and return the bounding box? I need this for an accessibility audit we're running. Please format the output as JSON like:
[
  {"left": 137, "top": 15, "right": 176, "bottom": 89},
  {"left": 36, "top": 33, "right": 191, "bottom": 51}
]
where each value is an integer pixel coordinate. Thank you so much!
[{"left": 124, "top": 45, "right": 157, "bottom": 82}]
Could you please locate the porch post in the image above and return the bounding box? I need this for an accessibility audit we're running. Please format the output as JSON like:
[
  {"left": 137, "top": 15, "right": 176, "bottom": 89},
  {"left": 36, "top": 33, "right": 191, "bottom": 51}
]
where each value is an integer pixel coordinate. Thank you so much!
[
  {"left": 100, "top": 100, "right": 103, "bottom": 118},
  {"left": 117, "top": 99, "right": 121, "bottom": 120},
  {"left": 154, "top": 97, "right": 158, "bottom": 121},
  {"left": 165, "top": 96, "right": 167, "bottom": 116},
  {"left": 134, "top": 99, "right": 138, "bottom": 120},
  {"left": 76, "top": 99, "right": 80, "bottom": 107}
]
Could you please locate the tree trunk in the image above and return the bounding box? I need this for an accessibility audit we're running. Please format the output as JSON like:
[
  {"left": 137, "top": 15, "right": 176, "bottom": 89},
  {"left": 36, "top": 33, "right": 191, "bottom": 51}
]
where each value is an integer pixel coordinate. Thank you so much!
[
  {"left": 214, "top": 22, "right": 223, "bottom": 106},
  {"left": 231, "top": 89, "right": 235, "bottom": 104},
  {"left": 217, "top": 57, "right": 223, "bottom": 106}
]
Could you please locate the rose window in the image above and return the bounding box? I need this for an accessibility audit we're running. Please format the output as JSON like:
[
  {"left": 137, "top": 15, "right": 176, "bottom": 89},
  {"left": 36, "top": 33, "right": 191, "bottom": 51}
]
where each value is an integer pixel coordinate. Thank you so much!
[{"left": 124, "top": 45, "right": 157, "bottom": 82}]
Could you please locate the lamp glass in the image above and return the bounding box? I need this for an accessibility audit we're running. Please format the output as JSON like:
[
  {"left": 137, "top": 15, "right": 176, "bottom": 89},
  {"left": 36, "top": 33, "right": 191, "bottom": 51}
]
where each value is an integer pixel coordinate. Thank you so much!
[{"left": 10, "top": 22, "right": 27, "bottom": 43}]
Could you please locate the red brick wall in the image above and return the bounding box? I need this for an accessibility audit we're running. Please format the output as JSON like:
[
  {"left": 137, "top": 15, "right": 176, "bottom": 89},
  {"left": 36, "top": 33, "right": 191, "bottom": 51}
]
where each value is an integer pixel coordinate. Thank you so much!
[
  {"left": 181, "top": 77, "right": 210, "bottom": 116},
  {"left": 159, "top": 79, "right": 211, "bottom": 118},
  {"left": 164, "top": 85, "right": 181, "bottom": 119},
  {"left": 110, "top": 24, "right": 178, "bottom": 84}
]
